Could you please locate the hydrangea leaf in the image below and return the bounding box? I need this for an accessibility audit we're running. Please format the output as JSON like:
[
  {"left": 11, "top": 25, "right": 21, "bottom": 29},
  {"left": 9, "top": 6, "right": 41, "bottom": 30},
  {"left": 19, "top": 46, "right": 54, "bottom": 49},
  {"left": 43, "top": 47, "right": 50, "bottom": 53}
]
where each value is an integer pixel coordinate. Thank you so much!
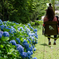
[
  {"left": 8, "top": 48, "right": 15, "bottom": 54},
  {"left": 0, "top": 45, "right": 4, "bottom": 48},
  {"left": 1, "top": 36, "right": 9, "bottom": 41}
]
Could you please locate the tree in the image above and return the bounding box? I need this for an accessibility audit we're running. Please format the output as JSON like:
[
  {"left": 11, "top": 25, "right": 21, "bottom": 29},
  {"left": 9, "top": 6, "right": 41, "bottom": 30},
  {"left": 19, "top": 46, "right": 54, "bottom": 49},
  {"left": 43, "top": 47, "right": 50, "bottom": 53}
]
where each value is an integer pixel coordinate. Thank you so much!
[{"left": 0, "top": 0, "right": 50, "bottom": 23}]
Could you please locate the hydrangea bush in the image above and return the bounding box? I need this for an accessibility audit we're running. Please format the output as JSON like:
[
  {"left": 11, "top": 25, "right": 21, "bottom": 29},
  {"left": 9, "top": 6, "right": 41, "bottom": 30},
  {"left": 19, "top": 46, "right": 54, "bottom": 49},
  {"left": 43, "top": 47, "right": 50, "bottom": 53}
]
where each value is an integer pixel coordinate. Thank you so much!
[{"left": 0, "top": 19, "right": 38, "bottom": 59}]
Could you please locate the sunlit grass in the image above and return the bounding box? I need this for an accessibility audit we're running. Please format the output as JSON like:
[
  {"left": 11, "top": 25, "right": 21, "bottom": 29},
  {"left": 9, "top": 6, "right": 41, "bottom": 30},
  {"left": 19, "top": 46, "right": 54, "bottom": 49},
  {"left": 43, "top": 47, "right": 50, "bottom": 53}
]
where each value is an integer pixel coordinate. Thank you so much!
[{"left": 32, "top": 25, "right": 59, "bottom": 59}]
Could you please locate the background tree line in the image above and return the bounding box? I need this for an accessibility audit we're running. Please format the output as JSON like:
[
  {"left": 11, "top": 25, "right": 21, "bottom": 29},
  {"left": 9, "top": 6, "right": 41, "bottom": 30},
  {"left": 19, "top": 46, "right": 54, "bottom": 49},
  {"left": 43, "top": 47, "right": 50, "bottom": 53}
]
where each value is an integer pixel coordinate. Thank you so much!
[{"left": 0, "top": 0, "right": 49, "bottom": 23}]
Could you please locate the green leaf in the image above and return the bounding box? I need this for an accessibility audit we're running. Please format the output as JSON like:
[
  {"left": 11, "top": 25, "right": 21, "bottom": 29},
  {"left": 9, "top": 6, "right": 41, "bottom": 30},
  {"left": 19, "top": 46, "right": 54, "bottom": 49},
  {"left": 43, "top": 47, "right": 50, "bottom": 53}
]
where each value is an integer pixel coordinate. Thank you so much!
[
  {"left": 4, "top": 55, "right": 8, "bottom": 58},
  {"left": 7, "top": 52, "right": 11, "bottom": 54},
  {"left": 0, "top": 45, "right": 4, "bottom": 48},
  {"left": 5, "top": 37, "right": 9, "bottom": 41},
  {"left": 20, "top": 38, "right": 24, "bottom": 42},
  {"left": 0, "top": 50, "right": 1, "bottom": 53},
  {"left": 8, "top": 48, "right": 15, "bottom": 55},
  {"left": 4, "top": 29, "right": 10, "bottom": 32},
  {"left": 1, "top": 36, "right": 9, "bottom": 41}
]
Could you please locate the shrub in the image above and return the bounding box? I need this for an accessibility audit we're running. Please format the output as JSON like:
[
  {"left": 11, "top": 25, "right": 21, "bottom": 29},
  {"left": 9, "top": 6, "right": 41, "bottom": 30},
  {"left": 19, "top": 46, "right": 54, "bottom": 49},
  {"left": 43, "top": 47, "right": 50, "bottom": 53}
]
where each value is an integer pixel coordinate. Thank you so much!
[
  {"left": 0, "top": 19, "right": 38, "bottom": 59},
  {"left": 35, "top": 20, "right": 43, "bottom": 25},
  {"left": 30, "top": 21, "right": 35, "bottom": 26}
]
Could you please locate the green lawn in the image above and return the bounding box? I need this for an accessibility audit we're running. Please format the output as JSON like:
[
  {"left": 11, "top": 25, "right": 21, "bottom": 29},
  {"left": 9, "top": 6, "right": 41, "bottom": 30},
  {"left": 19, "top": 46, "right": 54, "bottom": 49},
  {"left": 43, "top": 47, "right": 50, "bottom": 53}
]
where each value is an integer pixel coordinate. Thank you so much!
[{"left": 32, "top": 25, "right": 59, "bottom": 59}]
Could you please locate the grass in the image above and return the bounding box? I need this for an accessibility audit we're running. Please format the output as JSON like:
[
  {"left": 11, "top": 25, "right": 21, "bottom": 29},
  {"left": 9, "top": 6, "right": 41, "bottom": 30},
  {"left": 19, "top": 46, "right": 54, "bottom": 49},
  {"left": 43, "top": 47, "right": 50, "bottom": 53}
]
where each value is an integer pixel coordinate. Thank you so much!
[{"left": 32, "top": 25, "right": 59, "bottom": 59}]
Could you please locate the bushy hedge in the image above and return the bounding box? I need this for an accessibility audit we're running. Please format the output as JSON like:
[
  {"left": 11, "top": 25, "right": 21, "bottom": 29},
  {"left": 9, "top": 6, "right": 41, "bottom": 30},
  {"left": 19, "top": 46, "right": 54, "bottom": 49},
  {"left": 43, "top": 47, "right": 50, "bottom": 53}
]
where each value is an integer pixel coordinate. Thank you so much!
[
  {"left": 30, "top": 20, "right": 43, "bottom": 26},
  {"left": 0, "top": 19, "right": 38, "bottom": 59},
  {"left": 0, "top": 0, "right": 49, "bottom": 23}
]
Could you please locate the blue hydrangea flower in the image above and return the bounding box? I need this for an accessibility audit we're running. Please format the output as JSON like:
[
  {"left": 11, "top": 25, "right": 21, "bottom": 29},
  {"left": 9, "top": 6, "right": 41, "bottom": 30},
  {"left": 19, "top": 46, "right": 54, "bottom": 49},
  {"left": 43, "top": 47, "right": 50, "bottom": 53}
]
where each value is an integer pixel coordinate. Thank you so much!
[
  {"left": 31, "top": 51, "right": 33, "bottom": 55},
  {"left": 0, "top": 33, "right": 2, "bottom": 38},
  {"left": 10, "top": 40, "right": 16, "bottom": 45},
  {"left": 0, "top": 25, "right": 5, "bottom": 30},
  {"left": 16, "top": 44, "right": 20, "bottom": 47},
  {"left": 35, "top": 32, "right": 37, "bottom": 35},
  {"left": 23, "top": 40, "right": 27, "bottom": 43},
  {"left": 28, "top": 23, "right": 31, "bottom": 26},
  {"left": 31, "top": 33, "right": 35, "bottom": 36},
  {"left": 4, "top": 21, "right": 7, "bottom": 24},
  {"left": 27, "top": 32, "right": 29, "bottom": 35},
  {"left": 28, "top": 33, "right": 32, "bottom": 37},
  {"left": 0, "top": 31, "right": 3, "bottom": 34},
  {"left": 25, "top": 26, "right": 27, "bottom": 29},
  {"left": 28, "top": 56, "right": 31, "bottom": 59},
  {"left": 28, "top": 55, "right": 32, "bottom": 59},
  {"left": 34, "top": 48, "right": 36, "bottom": 51},
  {"left": 27, "top": 51, "right": 31, "bottom": 56},
  {"left": 27, "top": 28, "right": 30, "bottom": 32},
  {"left": 18, "top": 28, "right": 20, "bottom": 31},
  {"left": 23, "top": 43, "right": 29, "bottom": 49},
  {"left": 31, "top": 37, "right": 34, "bottom": 40},
  {"left": 32, "top": 41, "right": 36, "bottom": 44},
  {"left": 9, "top": 26, "right": 16, "bottom": 33},
  {"left": 16, "top": 38, "right": 20, "bottom": 44},
  {"left": 15, "top": 22, "right": 18, "bottom": 24},
  {"left": 9, "top": 30, "right": 13, "bottom": 34},
  {"left": 0, "top": 19, "right": 3, "bottom": 24},
  {"left": 29, "top": 32, "right": 34, "bottom": 36},
  {"left": 35, "top": 35, "right": 38, "bottom": 39},
  {"left": 32, "top": 45, "right": 34, "bottom": 48},
  {"left": 6, "top": 27, "right": 10, "bottom": 30},
  {"left": 32, "top": 57, "right": 37, "bottom": 59},
  {"left": 28, "top": 39, "right": 31, "bottom": 43},
  {"left": 34, "top": 29, "right": 37, "bottom": 32},
  {"left": 17, "top": 44, "right": 24, "bottom": 53},
  {"left": 3, "top": 31, "right": 9, "bottom": 37},
  {"left": 30, "top": 26, "right": 34, "bottom": 30},
  {"left": 11, "top": 26, "right": 15, "bottom": 30},
  {"left": 20, "top": 52, "right": 27, "bottom": 58},
  {"left": 28, "top": 46, "right": 33, "bottom": 51},
  {"left": 13, "top": 21, "right": 19, "bottom": 24},
  {"left": 20, "top": 27, "right": 24, "bottom": 31}
]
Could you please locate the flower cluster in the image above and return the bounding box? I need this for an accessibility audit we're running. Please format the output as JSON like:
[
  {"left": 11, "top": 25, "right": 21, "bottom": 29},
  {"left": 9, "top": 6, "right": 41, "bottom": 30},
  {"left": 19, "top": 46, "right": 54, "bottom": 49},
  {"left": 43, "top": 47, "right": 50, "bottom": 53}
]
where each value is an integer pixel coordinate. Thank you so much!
[
  {"left": 0, "top": 31, "right": 9, "bottom": 38},
  {"left": 0, "top": 19, "right": 38, "bottom": 59}
]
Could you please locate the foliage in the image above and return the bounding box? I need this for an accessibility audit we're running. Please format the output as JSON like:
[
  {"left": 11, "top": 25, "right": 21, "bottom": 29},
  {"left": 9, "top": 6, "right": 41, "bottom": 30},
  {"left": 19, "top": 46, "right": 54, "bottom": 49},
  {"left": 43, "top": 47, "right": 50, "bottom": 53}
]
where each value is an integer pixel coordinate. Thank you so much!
[
  {"left": 30, "top": 20, "right": 43, "bottom": 26},
  {"left": 0, "top": 19, "right": 38, "bottom": 59},
  {"left": 30, "top": 21, "right": 35, "bottom": 26},
  {"left": 0, "top": 0, "right": 49, "bottom": 23},
  {"left": 35, "top": 20, "right": 40, "bottom": 25}
]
